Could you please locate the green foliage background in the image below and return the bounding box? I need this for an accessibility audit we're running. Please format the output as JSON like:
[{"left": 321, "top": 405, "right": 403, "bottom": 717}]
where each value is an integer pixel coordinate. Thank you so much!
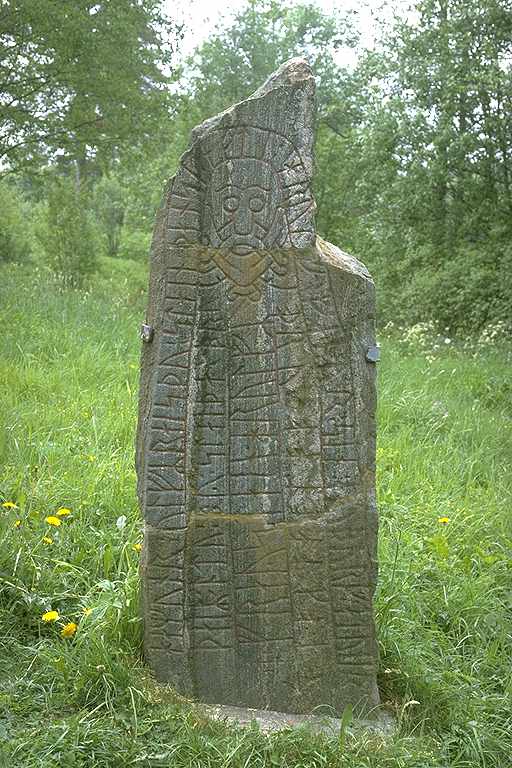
[{"left": 1, "top": 0, "right": 511, "bottom": 335}]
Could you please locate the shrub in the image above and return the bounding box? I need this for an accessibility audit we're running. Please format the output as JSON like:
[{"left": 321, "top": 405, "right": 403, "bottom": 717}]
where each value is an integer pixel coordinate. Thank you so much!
[
  {"left": 35, "top": 179, "right": 103, "bottom": 288},
  {"left": 372, "top": 241, "right": 512, "bottom": 336},
  {"left": 117, "top": 228, "right": 151, "bottom": 262},
  {"left": 0, "top": 180, "right": 31, "bottom": 262},
  {"left": 92, "top": 176, "right": 126, "bottom": 257}
]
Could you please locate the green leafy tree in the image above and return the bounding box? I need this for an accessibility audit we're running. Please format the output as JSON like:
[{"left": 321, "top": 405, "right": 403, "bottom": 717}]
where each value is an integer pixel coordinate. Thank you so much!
[
  {"left": 388, "top": 0, "right": 512, "bottom": 249},
  {"left": 36, "top": 179, "right": 103, "bottom": 287},
  {"left": 383, "top": 0, "right": 512, "bottom": 331},
  {"left": 0, "top": 0, "right": 180, "bottom": 177},
  {"left": 320, "top": 0, "right": 512, "bottom": 332},
  {"left": 180, "top": 0, "right": 357, "bottom": 135},
  {"left": 0, "top": 179, "right": 31, "bottom": 261},
  {"left": 92, "top": 176, "right": 125, "bottom": 257}
]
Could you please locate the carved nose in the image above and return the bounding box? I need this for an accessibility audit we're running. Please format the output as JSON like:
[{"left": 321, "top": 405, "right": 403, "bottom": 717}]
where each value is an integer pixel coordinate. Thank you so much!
[{"left": 233, "top": 210, "right": 253, "bottom": 236}]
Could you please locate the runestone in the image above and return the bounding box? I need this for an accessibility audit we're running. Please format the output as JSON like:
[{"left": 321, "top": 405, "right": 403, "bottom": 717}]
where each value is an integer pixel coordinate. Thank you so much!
[{"left": 136, "top": 58, "right": 380, "bottom": 714}]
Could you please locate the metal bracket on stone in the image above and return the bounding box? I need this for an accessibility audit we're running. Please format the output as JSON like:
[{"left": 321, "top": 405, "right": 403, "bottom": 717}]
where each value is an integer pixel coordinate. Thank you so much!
[
  {"left": 140, "top": 323, "right": 154, "bottom": 343},
  {"left": 366, "top": 345, "right": 380, "bottom": 363}
]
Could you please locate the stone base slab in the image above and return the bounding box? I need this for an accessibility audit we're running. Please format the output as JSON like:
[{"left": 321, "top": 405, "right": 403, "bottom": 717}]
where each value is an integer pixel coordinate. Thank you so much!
[{"left": 201, "top": 702, "right": 395, "bottom": 737}]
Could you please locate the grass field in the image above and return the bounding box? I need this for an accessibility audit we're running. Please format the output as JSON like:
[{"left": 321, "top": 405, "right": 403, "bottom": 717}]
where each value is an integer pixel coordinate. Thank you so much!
[{"left": 1, "top": 261, "right": 511, "bottom": 767}]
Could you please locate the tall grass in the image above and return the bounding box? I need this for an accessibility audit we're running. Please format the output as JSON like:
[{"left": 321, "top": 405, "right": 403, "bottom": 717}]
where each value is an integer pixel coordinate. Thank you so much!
[{"left": 1, "top": 262, "right": 511, "bottom": 767}]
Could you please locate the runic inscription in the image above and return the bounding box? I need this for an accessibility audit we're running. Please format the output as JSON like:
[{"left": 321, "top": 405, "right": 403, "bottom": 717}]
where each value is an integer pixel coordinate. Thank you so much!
[{"left": 137, "top": 58, "right": 380, "bottom": 715}]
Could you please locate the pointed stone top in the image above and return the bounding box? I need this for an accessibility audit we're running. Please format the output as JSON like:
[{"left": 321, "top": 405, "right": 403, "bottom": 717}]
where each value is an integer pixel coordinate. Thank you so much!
[
  {"left": 252, "top": 57, "right": 314, "bottom": 97},
  {"left": 191, "top": 57, "right": 315, "bottom": 146},
  {"left": 170, "top": 59, "right": 317, "bottom": 250}
]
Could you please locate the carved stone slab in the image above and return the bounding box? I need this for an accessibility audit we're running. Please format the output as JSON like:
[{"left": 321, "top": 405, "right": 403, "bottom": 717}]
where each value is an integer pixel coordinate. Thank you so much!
[{"left": 136, "top": 59, "right": 379, "bottom": 715}]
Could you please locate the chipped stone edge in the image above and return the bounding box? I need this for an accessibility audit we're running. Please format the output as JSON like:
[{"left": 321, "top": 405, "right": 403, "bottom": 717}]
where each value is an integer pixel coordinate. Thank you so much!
[{"left": 316, "top": 236, "right": 373, "bottom": 281}]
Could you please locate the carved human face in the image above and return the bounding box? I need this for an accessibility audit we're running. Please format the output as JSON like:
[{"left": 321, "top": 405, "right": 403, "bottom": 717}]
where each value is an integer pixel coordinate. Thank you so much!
[{"left": 205, "top": 159, "right": 281, "bottom": 254}]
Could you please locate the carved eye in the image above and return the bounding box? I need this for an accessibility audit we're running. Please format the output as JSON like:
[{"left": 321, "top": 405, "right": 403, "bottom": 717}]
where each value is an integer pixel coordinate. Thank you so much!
[
  {"left": 249, "top": 196, "right": 265, "bottom": 212},
  {"left": 223, "top": 196, "right": 239, "bottom": 212}
]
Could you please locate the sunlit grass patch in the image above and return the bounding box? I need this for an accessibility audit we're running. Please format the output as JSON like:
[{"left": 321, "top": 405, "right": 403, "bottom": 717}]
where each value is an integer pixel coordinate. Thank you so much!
[{"left": 1, "top": 262, "right": 511, "bottom": 767}]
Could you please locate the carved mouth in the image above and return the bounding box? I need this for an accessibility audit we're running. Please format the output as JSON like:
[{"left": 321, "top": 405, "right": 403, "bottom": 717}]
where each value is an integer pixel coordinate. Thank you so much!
[{"left": 230, "top": 242, "right": 260, "bottom": 256}]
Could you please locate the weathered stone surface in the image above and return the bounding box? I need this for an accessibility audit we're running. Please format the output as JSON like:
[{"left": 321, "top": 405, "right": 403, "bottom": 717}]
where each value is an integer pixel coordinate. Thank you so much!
[{"left": 136, "top": 58, "right": 379, "bottom": 715}]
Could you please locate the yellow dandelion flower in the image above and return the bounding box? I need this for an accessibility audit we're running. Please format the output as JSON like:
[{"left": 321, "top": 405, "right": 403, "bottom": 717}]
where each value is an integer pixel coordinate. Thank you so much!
[
  {"left": 43, "top": 536, "right": 53, "bottom": 545},
  {"left": 56, "top": 507, "right": 71, "bottom": 517},
  {"left": 87, "top": 455, "right": 96, "bottom": 462},
  {"left": 438, "top": 516, "right": 450, "bottom": 524},
  {"left": 14, "top": 519, "right": 21, "bottom": 528},
  {"left": 2, "top": 501, "right": 17, "bottom": 509},
  {"left": 132, "top": 543, "right": 142, "bottom": 552},
  {"left": 83, "top": 607, "right": 92, "bottom": 616},
  {"left": 61, "top": 622, "right": 77, "bottom": 638},
  {"left": 45, "top": 516, "right": 61, "bottom": 526},
  {"left": 42, "top": 610, "right": 59, "bottom": 622}
]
